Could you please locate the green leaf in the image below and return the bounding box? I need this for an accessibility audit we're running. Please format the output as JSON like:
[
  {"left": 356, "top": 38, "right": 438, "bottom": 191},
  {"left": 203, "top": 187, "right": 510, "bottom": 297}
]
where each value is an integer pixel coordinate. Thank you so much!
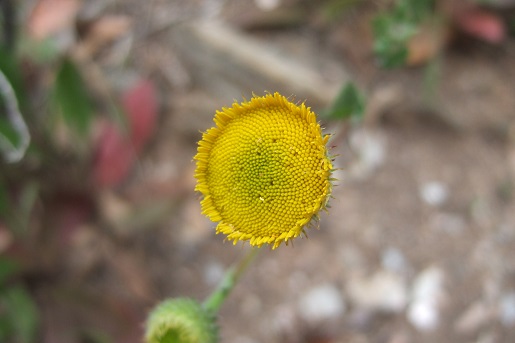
[
  {"left": 0, "top": 48, "right": 30, "bottom": 161},
  {"left": 0, "top": 286, "right": 39, "bottom": 343},
  {"left": 0, "top": 48, "right": 25, "bottom": 107},
  {"left": 324, "top": 82, "right": 365, "bottom": 121},
  {"left": 0, "top": 116, "right": 20, "bottom": 148},
  {"left": 0, "top": 317, "right": 13, "bottom": 341},
  {"left": 372, "top": 15, "right": 415, "bottom": 68},
  {"left": 0, "top": 258, "right": 18, "bottom": 286},
  {"left": 54, "top": 59, "right": 94, "bottom": 136},
  {"left": 405, "top": 0, "right": 434, "bottom": 22}
]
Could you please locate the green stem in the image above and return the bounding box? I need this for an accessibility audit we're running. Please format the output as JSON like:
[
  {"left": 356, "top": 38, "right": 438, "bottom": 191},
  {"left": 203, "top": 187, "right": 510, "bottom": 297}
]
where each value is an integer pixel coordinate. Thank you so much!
[{"left": 202, "top": 248, "right": 259, "bottom": 314}]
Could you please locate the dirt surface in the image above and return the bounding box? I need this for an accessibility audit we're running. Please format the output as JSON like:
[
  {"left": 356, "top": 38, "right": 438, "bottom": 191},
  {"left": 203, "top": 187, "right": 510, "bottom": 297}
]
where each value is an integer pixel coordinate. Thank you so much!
[{"left": 16, "top": 1, "right": 515, "bottom": 343}]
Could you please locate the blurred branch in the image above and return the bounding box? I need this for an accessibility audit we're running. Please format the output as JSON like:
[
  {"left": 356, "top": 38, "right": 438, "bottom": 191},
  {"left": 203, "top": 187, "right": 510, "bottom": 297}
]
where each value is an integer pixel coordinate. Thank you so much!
[{"left": 0, "top": 69, "right": 30, "bottom": 163}]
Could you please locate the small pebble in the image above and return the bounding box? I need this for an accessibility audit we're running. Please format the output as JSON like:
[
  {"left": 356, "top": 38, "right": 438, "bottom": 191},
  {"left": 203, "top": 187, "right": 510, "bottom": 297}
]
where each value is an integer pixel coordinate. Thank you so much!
[
  {"left": 347, "top": 270, "right": 407, "bottom": 313},
  {"left": 254, "top": 0, "right": 281, "bottom": 11},
  {"left": 420, "top": 181, "right": 448, "bottom": 206},
  {"left": 298, "top": 283, "right": 345, "bottom": 323},
  {"left": 499, "top": 292, "right": 515, "bottom": 326},
  {"left": 349, "top": 129, "right": 386, "bottom": 179},
  {"left": 203, "top": 261, "right": 224, "bottom": 286},
  {"left": 407, "top": 266, "right": 445, "bottom": 331},
  {"left": 381, "top": 247, "right": 408, "bottom": 274}
]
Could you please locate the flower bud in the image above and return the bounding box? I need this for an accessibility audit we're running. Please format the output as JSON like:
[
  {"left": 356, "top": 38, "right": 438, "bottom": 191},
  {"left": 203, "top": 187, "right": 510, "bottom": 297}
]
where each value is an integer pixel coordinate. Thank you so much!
[{"left": 145, "top": 298, "right": 218, "bottom": 343}]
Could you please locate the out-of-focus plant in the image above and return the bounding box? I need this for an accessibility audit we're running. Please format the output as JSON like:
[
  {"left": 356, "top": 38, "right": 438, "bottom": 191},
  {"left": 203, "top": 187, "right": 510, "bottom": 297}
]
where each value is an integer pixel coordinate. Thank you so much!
[
  {"left": 0, "top": 258, "right": 39, "bottom": 343},
  {"left": 372, "top": 0, "right": 509, "bottom": 69},
  {"left": 0, "top": 2, "right": 94, "bottom": 341},
  {"left": 371, "top": 0, "right": 510, "bottom": 110},
  {"left": 0, "top": 0, "right": 158, "bottom": 341},
  {"left": 372, "top": 0, "right": 436, "bottom": 68}
]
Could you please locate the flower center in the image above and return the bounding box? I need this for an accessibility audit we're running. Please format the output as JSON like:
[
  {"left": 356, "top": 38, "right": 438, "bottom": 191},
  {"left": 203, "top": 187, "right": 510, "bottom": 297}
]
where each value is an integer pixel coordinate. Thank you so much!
[{"left": 206, "top": 107, "right": 329, "bottom": 238}]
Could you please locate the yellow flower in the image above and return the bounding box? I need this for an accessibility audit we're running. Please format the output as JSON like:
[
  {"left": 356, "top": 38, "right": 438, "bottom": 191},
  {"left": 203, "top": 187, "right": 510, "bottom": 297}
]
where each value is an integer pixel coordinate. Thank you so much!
[{"left": 194, "top": 92, "right": 333, "bottom": 249}]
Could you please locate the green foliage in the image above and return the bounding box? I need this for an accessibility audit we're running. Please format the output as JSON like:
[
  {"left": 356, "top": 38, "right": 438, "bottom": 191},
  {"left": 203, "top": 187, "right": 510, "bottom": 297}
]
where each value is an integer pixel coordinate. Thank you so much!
[
  {"left": 0, "top": 47, "right": 24, "bottom": 106},
  {"left": 0, "top": 286, "right": 40, "bottom": 343},
  {"left": 372, "top": 0, "right": 435, "bottom": 68},
  {"left": 0, "top": 3, "right": 110, "bottom": 343},
  {"left": 323, "top": 82, "right": 365, "bottom": 122},
  {"left": 0, "top": 117, "right": 20, "bottom": 148},
  {"left": 0, "top": 47, "right": 26, "bottom": 160},
  {"left": 0, "top": 258, "right": 39, "bottom": 343},
  {"left": 0, "top": 258, "right": 17, "bottom": 285},
  {"left": 54, "top": 58, "right": 94, "bottom": 137}
]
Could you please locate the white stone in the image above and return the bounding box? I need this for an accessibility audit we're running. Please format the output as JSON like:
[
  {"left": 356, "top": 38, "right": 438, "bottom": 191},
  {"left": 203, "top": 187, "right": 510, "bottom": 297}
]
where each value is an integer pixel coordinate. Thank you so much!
[
  {"left": 255, "top": 0, "right": 281, "bottom": 11},
  {"left": 381, "top": 247, "right": 408, "bottom": 274},
  {"left": 349, "top": 129, "right": 386, "bottom": 179},
  {"left": 298, "top": 284, "right": 345, "bottom": 323},
  {"left": 347, "top": 270, "right": 407, "bottom": 313},
  {"left": 419, "top": 181, "right": 448, "bottom": 206},
  {"left": 499, "top": 292, "right": 515, "bottom": 326},
  {"left": 203, "top": 261, "right": 224, "bottom": 286},
  {"left": 407, "top": 266, "right": 445, "bottom": 331},
  {"left": 408, "top": 302, "right": 439, "bottom": 332}
]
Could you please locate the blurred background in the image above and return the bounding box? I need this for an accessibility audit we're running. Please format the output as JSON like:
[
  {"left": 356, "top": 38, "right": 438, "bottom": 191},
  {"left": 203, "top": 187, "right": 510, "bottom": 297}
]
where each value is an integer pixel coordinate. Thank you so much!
[{"left": 1, "top": 0, "right": 515, "bottom": 342}]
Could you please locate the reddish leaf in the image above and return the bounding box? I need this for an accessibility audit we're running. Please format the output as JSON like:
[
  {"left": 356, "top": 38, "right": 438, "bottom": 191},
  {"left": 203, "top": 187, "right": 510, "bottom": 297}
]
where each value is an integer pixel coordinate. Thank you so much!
[
  {"left": 122, "top": 80, "right": 158, "bottom": 152},
  {"left": 455, "top": 8, "right": 505, "bottom": 43},
  {"left": 92, "top": 79, "right": 158, "bottom": 188},
  {"left": 92, "top": 122, "right": 136, "bottom": 188}
]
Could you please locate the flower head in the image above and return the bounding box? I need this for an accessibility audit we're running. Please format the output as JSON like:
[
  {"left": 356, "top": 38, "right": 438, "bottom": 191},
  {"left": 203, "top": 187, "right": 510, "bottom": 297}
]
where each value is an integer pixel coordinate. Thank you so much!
[{"left": 194, "top": 93, "right": 333, "bottom": 249}]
